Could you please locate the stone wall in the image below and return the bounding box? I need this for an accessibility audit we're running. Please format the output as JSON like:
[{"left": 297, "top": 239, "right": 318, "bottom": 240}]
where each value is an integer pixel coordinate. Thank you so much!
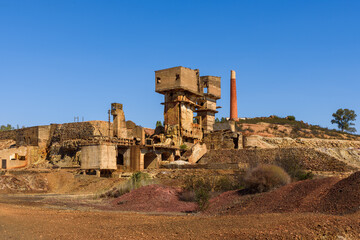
[
  {"left": 49, "top": 121, "right": 111, "bottom": 144},
  {"left": 0, "top": 126, "right": 51, "bottom": 147},
  {"left": 203, "top": 130, "right": 243, "bottom": 150},
  {"left": 0, "top": 130, "right": 17, "bottom": 141}
]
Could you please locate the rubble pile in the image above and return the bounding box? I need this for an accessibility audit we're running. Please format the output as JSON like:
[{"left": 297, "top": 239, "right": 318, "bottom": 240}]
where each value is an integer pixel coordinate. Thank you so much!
[
  {"left": 0, "top": 174, "right": 48, "bottom": 193},
  {"left": 112, "top": 184, "right": 197, "bottom": 213}
]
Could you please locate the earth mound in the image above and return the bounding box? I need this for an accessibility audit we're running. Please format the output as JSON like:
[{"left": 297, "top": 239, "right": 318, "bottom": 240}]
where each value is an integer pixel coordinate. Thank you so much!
[
  {"left": 319, "top": 171, "right": 360, "bottom": 214},
  {"left": 112, "top": 184, "right": 197, "bottom": 213},
  {"left": 206, "top": 177, "right": 341, "bottom": 215},
  {"left": 206, "top": 172, "right": 360, "bottom": 215}
]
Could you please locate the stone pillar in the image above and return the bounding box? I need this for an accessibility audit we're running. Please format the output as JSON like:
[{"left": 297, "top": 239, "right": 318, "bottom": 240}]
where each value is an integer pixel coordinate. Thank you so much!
[{"left": 230, "top": 70, "right": 238, "bottom": 121}]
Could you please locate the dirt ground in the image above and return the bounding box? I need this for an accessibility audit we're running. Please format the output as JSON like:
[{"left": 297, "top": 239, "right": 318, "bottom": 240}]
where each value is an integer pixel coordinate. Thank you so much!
[
  {"left": 1, "top": 199, "right": 360, "bottom": 240},
  {"left": 1, "top": 170, "right": 360, "bottom": 239}
]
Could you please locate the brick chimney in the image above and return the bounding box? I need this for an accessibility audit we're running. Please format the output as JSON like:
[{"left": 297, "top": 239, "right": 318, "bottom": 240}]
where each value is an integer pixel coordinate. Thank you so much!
[{"left": 230, "top": 70, "right": 238, "bottom": 121}]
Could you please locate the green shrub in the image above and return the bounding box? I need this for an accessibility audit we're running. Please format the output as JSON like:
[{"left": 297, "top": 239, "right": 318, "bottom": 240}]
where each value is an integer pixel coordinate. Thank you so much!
[
  {"left": 295, "top": 171, "right": 314, "bottom": 181},
  {"left": 183, "top": 174, "right": 242, "bottom": 192},
  {"left": 275, "top": 156, "right": 313, "bottom": 181},
  {"left": 131, "top": 171, "right": 149, "bottom": 187},
  {"left": 195, "top": 187, "right": 211, "bottom": 211},
  {"left": 180, "top": 144, "right": 188, "bottom": 150},
  {"left": 182, "top": 175, "right": 211, "bottom": 211},
  {"left": 100, "top": 172, "right": 152, "bottom": 198},
  {"left": 182, "top": 174, "right": 243, "bottom": 211},
  {"left": 244, "top": 164, "right": 290, "bottom": 193},
  {"left": 287, "top": 115, "right": 296, "bottom": 121}
]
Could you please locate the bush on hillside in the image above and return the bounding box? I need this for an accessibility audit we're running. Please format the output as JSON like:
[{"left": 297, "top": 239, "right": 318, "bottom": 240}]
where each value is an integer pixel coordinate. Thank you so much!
[
  {"left": 287, "top": 115, "right": 296, "bottom": 121},
  {"left": 275, "top": 156, "right": 313, "bottom": 181},
  {"left": 244, "top": 164, "right": 290, "bottom": 193},
  {"left": 181, "top": 174, "right": 243, "bottom": 211}
]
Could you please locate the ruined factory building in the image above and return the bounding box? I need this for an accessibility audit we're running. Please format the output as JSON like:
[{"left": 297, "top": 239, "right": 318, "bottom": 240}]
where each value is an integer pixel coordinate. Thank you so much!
[{"left": 0, "top": 66, "right": 242, "bottom": 176}]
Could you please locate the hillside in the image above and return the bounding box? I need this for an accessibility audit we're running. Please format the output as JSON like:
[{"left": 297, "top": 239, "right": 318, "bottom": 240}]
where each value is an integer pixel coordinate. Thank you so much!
[{"left": 235, "top": 116, "right": 360, "bottom": 140}]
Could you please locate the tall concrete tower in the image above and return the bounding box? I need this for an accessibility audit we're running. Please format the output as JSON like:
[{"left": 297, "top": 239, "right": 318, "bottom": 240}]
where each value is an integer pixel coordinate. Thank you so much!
[{"left": 230, "top": 70, "right": 238, "bottom": 121}]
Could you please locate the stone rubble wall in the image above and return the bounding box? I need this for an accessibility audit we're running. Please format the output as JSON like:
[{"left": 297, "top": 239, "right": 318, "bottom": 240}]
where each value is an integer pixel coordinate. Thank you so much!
[
  {"left": 199, "top": 148, "right": 357, "bottom": 172},
  {"left": 49, "top": 121, "right": 111, "bottom": 144}
]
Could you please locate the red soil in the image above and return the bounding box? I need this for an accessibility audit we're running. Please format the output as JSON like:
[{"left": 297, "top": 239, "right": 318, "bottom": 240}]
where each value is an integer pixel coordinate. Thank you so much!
[
  {"left": 206, "top": 172, "right": 360, "bottom": 215},
  {"left": 319, "top": 171, "right": 360, "bottom": 214},
  {"left": 112, "top": 184, "right": 197, "bottom": 213},
  {"left": 110, "top": 172, "right": 360, "bottom": 216}
]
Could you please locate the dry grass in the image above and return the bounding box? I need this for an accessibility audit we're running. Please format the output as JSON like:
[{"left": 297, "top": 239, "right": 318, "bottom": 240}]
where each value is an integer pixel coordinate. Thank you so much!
[{"left": 245, "top": 164, "right": 291, "bottom": 193}]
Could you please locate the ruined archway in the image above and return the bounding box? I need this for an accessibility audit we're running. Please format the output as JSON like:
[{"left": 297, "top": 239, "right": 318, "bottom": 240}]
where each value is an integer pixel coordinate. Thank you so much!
[{"left": 144, "top": 152, "right": 157, "bottom": 169}]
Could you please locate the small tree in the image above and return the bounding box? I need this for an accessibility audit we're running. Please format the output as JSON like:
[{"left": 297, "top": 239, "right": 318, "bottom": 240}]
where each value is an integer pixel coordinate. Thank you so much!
[
  {"left": 0, "top": 124, "right": 14, "bottom": 131},
  {"left": 155, "top": 121, "right": 163, "bottom": 128},
  {"left": 287, "top": 115, "right": 296, "bottom": 121},
  {"left": 331, "top": 108, "right": 357, "bottom": 133}
]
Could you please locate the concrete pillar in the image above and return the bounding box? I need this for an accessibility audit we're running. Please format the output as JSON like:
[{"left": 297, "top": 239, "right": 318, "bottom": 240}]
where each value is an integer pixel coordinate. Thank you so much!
[
  {"left": 123, "top": 148, "right": 131, "bottom": 171},
  {"left": 139, "top": 151, "right": 145, "bottom": 171},
  {"left": 230, "top": 70, "right": 238, "bottom": 121}
]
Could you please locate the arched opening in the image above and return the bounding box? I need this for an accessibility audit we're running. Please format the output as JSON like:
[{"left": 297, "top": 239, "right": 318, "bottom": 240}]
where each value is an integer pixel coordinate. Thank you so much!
[
  {"left": 161, "top": 152, "right": 171, "bottom": 161},
  {"left": 144, "top": 152, "right": 157, "bottom": 169}
]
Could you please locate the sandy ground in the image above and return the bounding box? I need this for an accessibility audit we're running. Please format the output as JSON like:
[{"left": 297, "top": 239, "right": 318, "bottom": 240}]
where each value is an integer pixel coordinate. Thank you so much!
[
  {"left": 1, "top": 194, "right": 360, "bottom": 240},
  {"left": 1, "top": 170, "right": 360, "bottom": 239}
]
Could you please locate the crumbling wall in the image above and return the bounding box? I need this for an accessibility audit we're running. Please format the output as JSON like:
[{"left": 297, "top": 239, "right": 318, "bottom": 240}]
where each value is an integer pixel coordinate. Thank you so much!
[
  {"left": 49, "top": 121, "right": 110, "bottom": 143},
  {"left": 0, "top": 126, "right": 51, "bottom": 148},
  {"left": 126, "top": 121, "right": 145, "bottom": 144},
  {"left": 203, "top": 130, "right": 242, "bottom": 150},
  {"left": 213, "top": 121, "right": 235, "bottom": 132},
  {"left": 0, "top": 130, "right": 17, "bottom": 141},
  {"left": 47, "top": 140, "right": 81, "bottom": 167},
  {"left": 16, "top": 127, "right": 39, "bottom": 146},
  {"left": 47, "top": 121, "right": 111, "bottom": 168}
]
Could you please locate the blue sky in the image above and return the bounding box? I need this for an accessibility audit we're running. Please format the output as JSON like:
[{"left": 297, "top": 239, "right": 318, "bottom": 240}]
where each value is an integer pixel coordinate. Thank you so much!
[{"left": 0, "top": 0, "right": 359, "bottom": 130}]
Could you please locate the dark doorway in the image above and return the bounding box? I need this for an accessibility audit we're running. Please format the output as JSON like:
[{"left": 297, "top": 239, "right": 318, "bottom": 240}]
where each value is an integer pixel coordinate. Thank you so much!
[
  {"left": 2, "top": 159, "right": 6, "bottom": 169},
  {"left": 233, "top": 137, "right": 239, "bottom": 149},
  {"left": 144, "top": 152, "right": 157, "bottom": 169},
  {"left": 117, "top": 153, "right": 124, "bottom": 165}
]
